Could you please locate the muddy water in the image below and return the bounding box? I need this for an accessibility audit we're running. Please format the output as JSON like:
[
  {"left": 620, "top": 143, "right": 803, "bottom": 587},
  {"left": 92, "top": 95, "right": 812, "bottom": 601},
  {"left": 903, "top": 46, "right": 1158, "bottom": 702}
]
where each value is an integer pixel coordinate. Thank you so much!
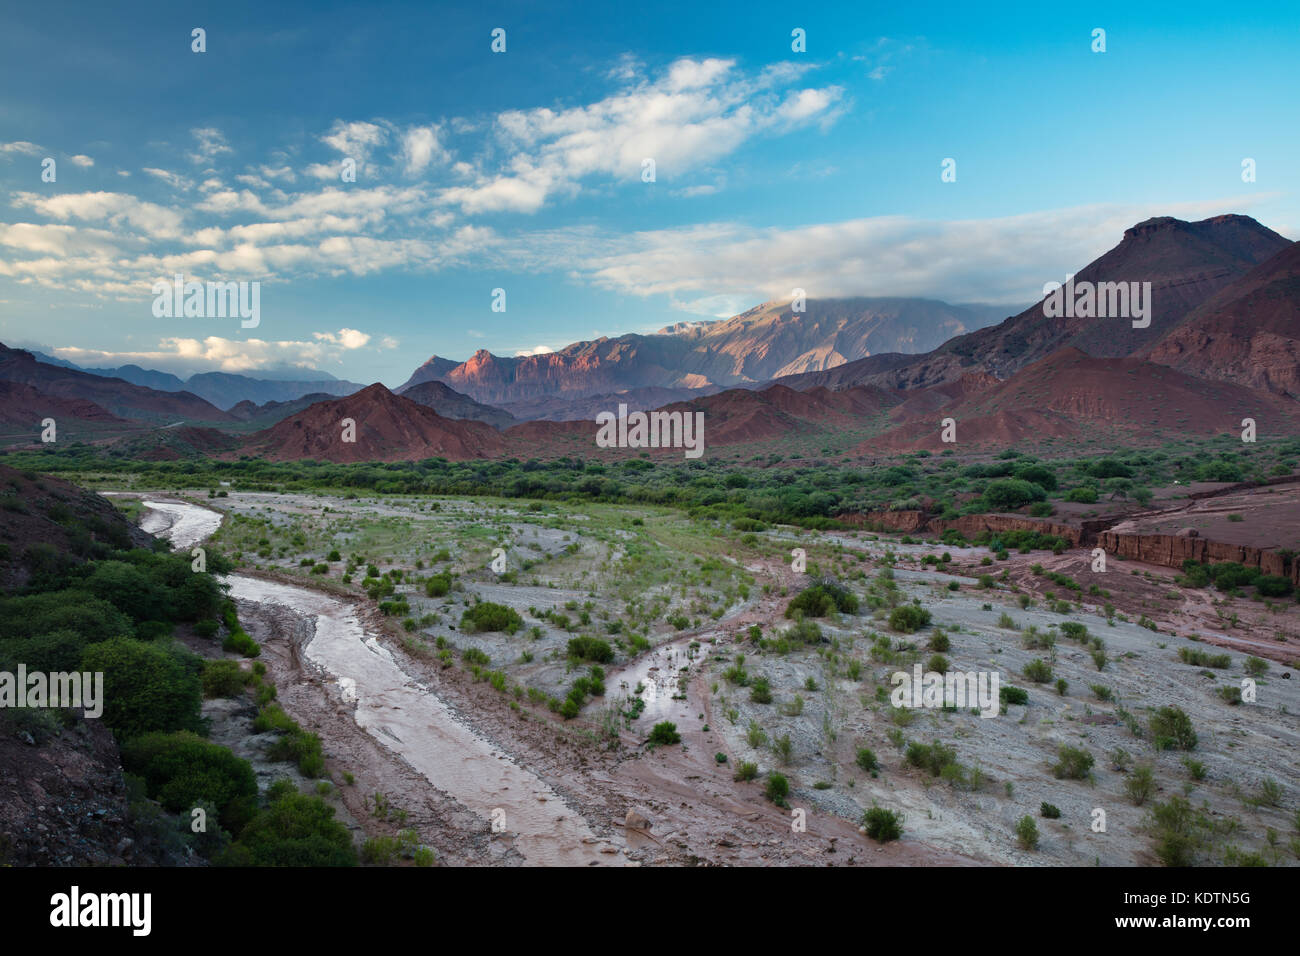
[
  {"left": 136, "top": 498, "right": 224, "bottom": 550},
  {"left": 603, "top": 635, "right": 707, "bottom": 731},
  {"left": 139, "top": 498, "right": 624, "bottom": 867}
]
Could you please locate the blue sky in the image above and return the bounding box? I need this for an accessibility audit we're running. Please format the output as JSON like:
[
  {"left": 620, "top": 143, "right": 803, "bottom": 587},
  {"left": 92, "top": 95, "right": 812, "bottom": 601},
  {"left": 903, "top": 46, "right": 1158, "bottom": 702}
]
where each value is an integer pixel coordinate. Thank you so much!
[{"left": 1, "top": 0, "right": 1297, "bottom": 385}]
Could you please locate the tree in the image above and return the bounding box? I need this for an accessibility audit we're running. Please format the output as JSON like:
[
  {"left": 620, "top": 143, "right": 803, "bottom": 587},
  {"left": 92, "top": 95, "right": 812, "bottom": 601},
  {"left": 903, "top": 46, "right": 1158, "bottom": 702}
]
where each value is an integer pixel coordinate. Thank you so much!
[{"left": 983, "top": 479, "right": 1047, "bottom": 511}]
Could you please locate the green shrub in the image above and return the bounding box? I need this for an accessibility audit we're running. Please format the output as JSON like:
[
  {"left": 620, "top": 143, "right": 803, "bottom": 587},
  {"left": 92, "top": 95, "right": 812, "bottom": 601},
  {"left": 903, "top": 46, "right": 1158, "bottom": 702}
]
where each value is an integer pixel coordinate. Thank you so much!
[
  {"left": 1125, "top": 765, "right": 1156, "bottom": 805},
  {"left": 222, "top": 628, "right": 260, "bottom": 657},
  {"left": 984, "top": 479, "right": 1047, "bottom": 511},
  {"left": 1255, "top": 575, "right": 1293, "bottom": 597},
  {"left": 888, "top": 604, "right": 932, "bottom": 633},
  {"left": 566, "top": 636, "right": 614, "bottom": 663},
  {"left": 1000, "top": 685, "right": 1029, "bottom": 706},
  {"left": 81, "top": 637, "right": 203, "bottom": 738},
  {"left": 855, "top": 747, "right": 879, "bottom": 773},
  {"left": 460, "top": 602, "right": 523, "bottom": 634},
  {"left": 1052, "top": 744, "right": 1094, "bottom": 780},
  {"left": 648, "top": 721, "right": 681, "bottom": 746},
  {"left": 121, "top": 731, "right": 257, "bottom": 832},
  {"left": 862, "top": 806, "right": 904, "bottom": 842},
  {"left": 219, "top": 784, "right": 356, "bottom": 867},
  {"left": 1015, "top": 815, "right": 1039, "bottom": 850},
  {"left": 1150, "top": 706, "right": 1197, "bottom": 751},
  {"left": 785, "top": 580, "right": 859, "bottom": 618},
  {"left": 1023, "top": 658, "right": 1053, "bottom": 683},
  {"left": 1040, "top": 802, "right": 1061, "bottom": 819},
  {"left": 733, "top": 761, "right": 758, "bottom": 782},
  {"left": 202, "top": 659, "right": 248, "bottom": 698},
  {"left": 906, "top": 740, "right": 958, "bottom": 777},
  {"left": 765, "top": 773, "right": 790, "bottom": 806}
]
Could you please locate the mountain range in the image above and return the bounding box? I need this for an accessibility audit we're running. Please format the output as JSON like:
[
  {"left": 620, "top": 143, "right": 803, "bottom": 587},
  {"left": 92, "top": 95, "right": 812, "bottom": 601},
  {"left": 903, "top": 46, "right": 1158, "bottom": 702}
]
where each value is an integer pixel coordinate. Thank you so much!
[
  {"left": 396, "top": 297, "right": 1011, "bottom": 405},
  {"left": 1, "top": 213, "right": 1297, "bottom": 461},
  {"left": 22, "top": 353, "right": 365, "bottom": 410}
]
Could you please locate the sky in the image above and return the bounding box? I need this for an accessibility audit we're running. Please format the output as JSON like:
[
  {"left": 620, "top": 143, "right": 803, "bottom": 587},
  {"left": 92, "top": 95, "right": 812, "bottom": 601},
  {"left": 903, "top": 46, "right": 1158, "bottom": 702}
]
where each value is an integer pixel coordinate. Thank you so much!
[{"left": 1, "top": 0, "right": 1297, "bottom": 386}]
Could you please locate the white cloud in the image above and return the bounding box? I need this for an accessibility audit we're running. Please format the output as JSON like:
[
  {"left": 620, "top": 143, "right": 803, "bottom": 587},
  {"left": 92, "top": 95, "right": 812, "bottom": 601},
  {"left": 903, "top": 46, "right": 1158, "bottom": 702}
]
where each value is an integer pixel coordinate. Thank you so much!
[
  {"left": 189, "top": 127, "right": 232, "bottom": 164},
  {"left": 401, "top": 125, "right": 449, "bottom": 176},
  {"left": 514, "top": 344, "right": 554, "bottom": 356},
  {"left": 10, "top": 190, "right": 184, "bottom": 240},
  {"left": 555, "top": 198, "right": 1273, "bottom": 306},
  {"left": 143, "top": 167, "right": 193, "bottom": 190},
  {"left": 50, "top": 328, "right": 391, "bottom": 375},
  {"left": 321, "top": 120, "right": 388, "bottom": 161},
  {"left": 437, "top": 56, "right": 844, "bottom": 214},
  {"left": 313, "top": 328, "right": 371, "bottom": 349},
  {"left": 0, "top": 141, "right": 43, "bottom": 157},
  {"left": 304, "top": 162, "right": 341, "bottom": 181},
  {"left": 67, "top": 154, "right": 94, "bottom": 167}
]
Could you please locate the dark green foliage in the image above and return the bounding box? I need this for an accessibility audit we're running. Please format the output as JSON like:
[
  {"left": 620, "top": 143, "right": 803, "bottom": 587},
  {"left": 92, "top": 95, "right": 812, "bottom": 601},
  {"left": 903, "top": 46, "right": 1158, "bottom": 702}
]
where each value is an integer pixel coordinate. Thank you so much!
[
  {"left": 905, "top": 740, "right": 958, "bottom": 776},
  {"left": 888, "top": 604, "right": 932, "bottom": 632},
  {"left": 460, "top": 601, "right": 523, "bottom": 634},
  {"left": 81, "top": 636, "right": 203, "bottom": 738},
  {"left": 862, "top": 806, "right": 904, "bottom": 842},
  {"left": 999, "top": 685, "right": 1029, "bottom": 706},
  {"left": 566, "top": 635, "right": 613, "bottom": 663},
  {"left": 648, "top": 721, "right": 681, "bottom": 746},
  {"left": 983, "top": 479, "right": 1047, "bottom": 511},
  {"left": 219, "top": 782, "right": 356, "bottom": 867},
  {"left": 785, "top": 579, "right": 859, "bottom": 618},
  {"left": 0, "top": 628, "right": 85, "bottom": 672},
  {"left": 1051, "top": 744, "right": 1094, "bottom": 780},
  {"left": 1150, "top": 706, "right": 1197, "bottom": 751},
  {"left": 765, "top": 772, "right": 790, "bottom": 806},
  {"left": 202, "top": 659, "right": 249, "bottom": 698},
  {"left": 121, "top": 731, "right": 257, "bottom": 832}
]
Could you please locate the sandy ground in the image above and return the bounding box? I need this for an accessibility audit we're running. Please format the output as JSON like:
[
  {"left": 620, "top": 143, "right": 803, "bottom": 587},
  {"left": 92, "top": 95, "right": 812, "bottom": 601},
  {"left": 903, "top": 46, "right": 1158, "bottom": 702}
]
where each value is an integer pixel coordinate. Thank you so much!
[{"left": 137, "top": 493, "right": 1300, "bottom": 867}]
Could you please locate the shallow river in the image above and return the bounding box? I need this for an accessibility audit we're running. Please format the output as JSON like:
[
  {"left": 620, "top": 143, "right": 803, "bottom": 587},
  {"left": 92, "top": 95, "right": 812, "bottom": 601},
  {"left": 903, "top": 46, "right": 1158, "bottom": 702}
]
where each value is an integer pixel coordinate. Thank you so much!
[{"left": 137, "top": 497, "right": 623, "bottom": 866}]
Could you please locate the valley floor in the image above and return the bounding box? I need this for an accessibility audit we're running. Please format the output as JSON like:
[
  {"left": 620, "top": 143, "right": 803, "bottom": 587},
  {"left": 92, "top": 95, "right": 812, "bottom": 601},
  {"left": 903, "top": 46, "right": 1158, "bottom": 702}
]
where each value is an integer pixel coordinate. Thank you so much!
[{"left": 135, "top": 489, "right": 1300, "bottom": 866}]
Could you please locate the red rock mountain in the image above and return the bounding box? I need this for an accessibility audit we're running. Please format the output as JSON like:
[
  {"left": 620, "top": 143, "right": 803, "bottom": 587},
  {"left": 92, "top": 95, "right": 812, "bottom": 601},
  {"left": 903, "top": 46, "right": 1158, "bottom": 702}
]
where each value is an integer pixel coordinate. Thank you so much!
[
  {"left": 398, "top": 355, "right": 461, "bottom": 392},
  {"left": 238, "top": 383, "right": 506, "bottom": 462},
  {"left": 0, "top": 344, "right": 231, "bottom": 423},
  {"left": 779, "top": 215, "right": 1291, "bottom": 392},
  {"left": 0, "top": 381, "right": 125, "bottom": 426},
  {"left": 1145, "top": 239, "right": 1300, "bottom": 395},
  {"left": 855, "top": 347, "right": 1298, "bottom": 452}
]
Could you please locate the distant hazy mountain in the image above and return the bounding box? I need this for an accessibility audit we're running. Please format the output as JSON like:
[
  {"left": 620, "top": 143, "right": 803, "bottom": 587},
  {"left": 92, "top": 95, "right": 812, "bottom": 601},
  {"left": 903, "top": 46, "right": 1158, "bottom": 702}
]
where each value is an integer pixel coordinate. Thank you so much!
[
  {"left": 180, "top": 372, "right": 363, "bottom": 410},
  {"left": 20, "top": 353, "right": 363, "bottom": 409},
  {"left": 396, "top": 298, "right": 1011, "bottom": 404},
  {"left": 401, "top": 380, "right": 517, "bottom": 429}
]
